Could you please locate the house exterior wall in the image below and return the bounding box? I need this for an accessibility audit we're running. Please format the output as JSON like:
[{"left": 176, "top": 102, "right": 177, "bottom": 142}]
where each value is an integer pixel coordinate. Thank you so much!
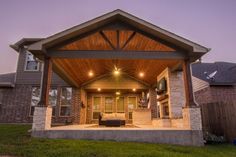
[
  {"left": 0, "top": 48, "right": 78, "bottom": 124},
  {"left": 0, "top": 85, "right": 80, "bottom": 124},
  {"left": 194, "top": 85, "right": 236, "bottom": 105},
  {"left": 192, "top": 76, "right": 209, "bottom": 92},
  {"left": 15, "top": 48, "right": 68, "bottom": 86}
]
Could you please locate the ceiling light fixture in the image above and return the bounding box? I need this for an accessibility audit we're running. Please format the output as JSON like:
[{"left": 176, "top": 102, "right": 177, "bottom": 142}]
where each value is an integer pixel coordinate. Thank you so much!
[
  {"left": 88, "top": 71, "right": 94, "bottom": 77},
  {"left": 116, "top": 91, "right": 120, "bottom": 95},
  {"left": 139, "top": 72, "right": 144, "bottom": 77},
  {"left": 113, "top": 67, "right": 120, "bottom": 76},
  {"left": 97, "top": 88, "right": 101, "bottom": 92},
  {"left": 132, "top": 88, "right": 136, "bottom": 92}
]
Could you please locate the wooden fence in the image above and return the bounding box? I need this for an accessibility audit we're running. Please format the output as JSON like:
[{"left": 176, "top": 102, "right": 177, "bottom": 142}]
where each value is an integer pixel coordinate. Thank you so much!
[{"left": 200, "top": 102, "right": 236, "bottom": 142}]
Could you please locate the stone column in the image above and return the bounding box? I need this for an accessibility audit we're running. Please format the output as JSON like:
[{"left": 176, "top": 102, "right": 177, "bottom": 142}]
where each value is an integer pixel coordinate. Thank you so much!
[
  {"left": 32, "top": 56, "right": 53, "bottom": 131},
  {"left": 182, "top": 60, "right": 202, "bottom": 130}
]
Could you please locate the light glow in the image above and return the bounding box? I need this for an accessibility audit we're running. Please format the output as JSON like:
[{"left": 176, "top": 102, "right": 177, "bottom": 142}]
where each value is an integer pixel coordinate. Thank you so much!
[
  {"left": 113, "top": 67, "right": 120, "bottom": 76},
  {"left": 116, "top": 91, "right": 120, "bottom": 95},
  {"left": 88, "top": 71, "right": 94, "bottom": 77},
  {"left": 97, "top": 88, "right": 101, "bottom": 91},
  {"left": 139, "top": 72, "right": 144, "bottom": 77},
  {"left": 132, "top": 88, "right": 136, "bottom": 92}
]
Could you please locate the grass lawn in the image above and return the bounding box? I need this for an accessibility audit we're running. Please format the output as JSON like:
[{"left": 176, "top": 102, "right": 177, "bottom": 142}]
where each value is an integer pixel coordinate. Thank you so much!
[{"left": 0, "top": 124, "right": 235, "bottom": 157}]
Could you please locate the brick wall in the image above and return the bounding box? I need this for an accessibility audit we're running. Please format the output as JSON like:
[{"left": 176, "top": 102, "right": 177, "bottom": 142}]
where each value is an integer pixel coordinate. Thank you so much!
[
  {"left": 195, "top": 85, "right": 236, "bottom": 105},
  {"left": 0, "top": 85, "right": 32, "bottom": 123},
  {"left": 0, "top": 85, "right": 79, "bottom": 124},
  {"left": 149, "top": 88, "right": 158, "bottom": 118}
]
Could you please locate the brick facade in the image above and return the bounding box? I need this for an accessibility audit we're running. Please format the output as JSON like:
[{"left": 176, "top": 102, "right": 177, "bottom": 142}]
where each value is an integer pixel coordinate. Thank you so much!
[
  {"left": 194, "top": 85, "right": 236, "bottom": 105},
  {"left": 0, "top": 85, "right": 80, "bottom": 124}
]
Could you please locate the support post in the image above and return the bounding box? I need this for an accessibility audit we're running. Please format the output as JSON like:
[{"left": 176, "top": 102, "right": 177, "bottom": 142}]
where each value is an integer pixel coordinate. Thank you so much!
[
  {"left": 182, "top": 59, "right": 202, "bottom": 131},
  {"left": 32, "top": 55, "right": 53, "bottom": 131},
  {"left": 182, "top": 59, "right": 196, "bottom": 107}
]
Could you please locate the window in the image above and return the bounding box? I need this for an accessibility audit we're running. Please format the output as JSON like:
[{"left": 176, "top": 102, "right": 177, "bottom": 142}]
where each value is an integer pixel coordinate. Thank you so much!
[
  {"left": 30, "top": 87, "right": 58, "bottom": 116},
  {"left": 49, "top": 88, "right": 58, "bottom": 116},
  {"left": 128, "top": 97, "right": 137, "bottom": 119},
  {"left": 105, "top": 97, "right": 113, "bottom": 113},
  {"left": 60, "top": 87, "right": 72, "bottom": 116},
  {"left": 92, "top": 97, "right": 101, "bottom": 119},
  {"left": 30, "top": 87, "right": 40, "bottom": 116},
  {"left": 116, "top": 97, "right": 124, "bottom": 113},
  {"left": 25, "top": 52, "right": 39, "bottom": 71}
]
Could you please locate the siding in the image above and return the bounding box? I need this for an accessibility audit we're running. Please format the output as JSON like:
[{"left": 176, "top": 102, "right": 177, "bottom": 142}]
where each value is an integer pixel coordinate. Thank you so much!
[
  {"left": 192, "top": 76, "right": 209, "bottom": 92},
  {"left": 15, "top": 48, "right": 68, "bottom": 86}
]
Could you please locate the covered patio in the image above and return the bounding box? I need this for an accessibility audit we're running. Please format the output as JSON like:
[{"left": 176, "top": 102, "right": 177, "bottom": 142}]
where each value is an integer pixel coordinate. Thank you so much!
[{"left": 27, "top": 10, "right": 209, "bottom": 146}]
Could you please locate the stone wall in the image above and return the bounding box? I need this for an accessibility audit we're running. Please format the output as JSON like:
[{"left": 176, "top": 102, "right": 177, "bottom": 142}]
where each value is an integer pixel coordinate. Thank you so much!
[
  {"left": 32, "top": 107, "right": 52, "bottom": 130},
  {"left": 168, "top": 71, "right": 185, "bottom": 118},
  {"left": 182, "top": 107, "right": 202, "bottom": 130},
  {"left": 157, "top": 68, "right": 185, "bottom": 119}
]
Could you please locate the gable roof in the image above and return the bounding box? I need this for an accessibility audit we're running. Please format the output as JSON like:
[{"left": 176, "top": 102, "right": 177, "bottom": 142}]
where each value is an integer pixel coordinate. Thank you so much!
[
  {"left": 192, "top": 62, "right": 236, "bottom": 85},
  {"left": 0, "top": 73, "right": 16, "bottom": 88},
  {"left": 26, "top": 9, "right": 209, "bottom": 58}
]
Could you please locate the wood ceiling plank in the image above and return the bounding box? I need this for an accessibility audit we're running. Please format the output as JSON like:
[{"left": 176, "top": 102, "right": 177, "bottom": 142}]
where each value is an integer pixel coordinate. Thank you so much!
[{"left": 52, "top": 59, "right": 180, "bottom": 86}]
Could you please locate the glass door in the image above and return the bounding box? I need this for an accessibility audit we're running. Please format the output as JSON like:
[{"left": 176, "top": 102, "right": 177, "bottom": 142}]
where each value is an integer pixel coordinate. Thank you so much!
[
  {"left": 92, "top": 96, "right": 101, "bottom": 119},
  {"left": 128, "top": 97, "right": 137, "bottom": 119},
  {"left": 116, "top": 97, "right": 125, "bottom": 113},
  {"left": 105, "top": 97, "right": 113, "bottom": 113}
]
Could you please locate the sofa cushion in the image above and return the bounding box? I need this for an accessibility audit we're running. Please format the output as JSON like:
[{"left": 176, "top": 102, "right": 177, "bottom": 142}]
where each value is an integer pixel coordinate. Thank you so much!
[
  {"left": 101, "top": 113, "right": 126, "bottom": 121},
  {"left": 102, "top": 113, "right": 116, "bottom": 120},
  {"left": 115, "top": 113, "right": 126, "bottom": 120}
]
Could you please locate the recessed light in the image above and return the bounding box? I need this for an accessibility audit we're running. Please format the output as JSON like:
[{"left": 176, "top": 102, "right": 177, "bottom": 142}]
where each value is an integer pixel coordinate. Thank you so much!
[
  {"left": 97, "top": 88, "right": 101, "bottom": 91},
  {"left": 88, "top": 71, "right": 94, "bottom": 77},
  {"left": 139, "top": 72, "right": 144, "bottom": 77},
  {"left": 114, "top": 70, "right": 120, "bottom": 76},
  {"left": 113, "top": 67, "right": 120, "bottom": 76},
  {"left": 116, "top": 91, "right": 120, "bottom": 95},
  {"left": 132, "top": 88, "right": 136, "bottom": 92}
]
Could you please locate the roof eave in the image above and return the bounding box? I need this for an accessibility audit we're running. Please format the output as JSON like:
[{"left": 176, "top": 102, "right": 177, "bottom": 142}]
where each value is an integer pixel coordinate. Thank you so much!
[
  {"left": 27, "top": 10, "right": 210, "bottom": 56},
  {"left": 10, "top": 38, "right": 44, "bottom": 53}
]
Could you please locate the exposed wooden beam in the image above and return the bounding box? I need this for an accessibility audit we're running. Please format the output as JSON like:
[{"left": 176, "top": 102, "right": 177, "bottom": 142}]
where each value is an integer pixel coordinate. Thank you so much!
[
  {"left": 183, "top": 59, "right": 196, "bottom": 107},
  {"left": 121, "top": 31, "right": 136, "bottom": 50},
  {"left": 117, "top": 30, "right": 120, "bottom": 50},
  {"left": 48, "top": 50, "right": 186, "bottom": 60},
  {"left": 171, "top": 61, "right": 183, "bottom": 72},
  {"left": 52, "top": 60, "right": 80, "bottom": 87},
  {"left": 37, "top": 56, "right": 52, "bottom": 107},
  {"left": 99, "top": 31, "right": 116, "bottom": 50}
]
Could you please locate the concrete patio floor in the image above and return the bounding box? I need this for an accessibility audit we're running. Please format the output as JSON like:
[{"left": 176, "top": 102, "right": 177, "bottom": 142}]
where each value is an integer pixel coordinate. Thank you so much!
[{"left": 49, "top": 124, "right": 189, "bottom": 130}]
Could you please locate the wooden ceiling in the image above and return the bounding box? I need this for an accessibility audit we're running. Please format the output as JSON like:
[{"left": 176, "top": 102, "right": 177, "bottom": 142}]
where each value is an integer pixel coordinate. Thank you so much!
[
  {"left": 52, "top": 58, "right": 181, "bottom": 87},
  {"left": 51, "top": 28, "right": 180, "bottom": 87},
  {"left": 57, "top": 30, "right": 175, "bottom": 52}
]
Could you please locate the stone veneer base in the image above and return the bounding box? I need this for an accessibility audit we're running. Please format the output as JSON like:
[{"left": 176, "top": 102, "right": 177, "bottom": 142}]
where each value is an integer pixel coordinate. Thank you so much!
[
  {"left": 32, "top": 129, "right": 204, "bottom": 146},
  {"left": 32, "top": 106, "right": 52, "bottom": 131}
]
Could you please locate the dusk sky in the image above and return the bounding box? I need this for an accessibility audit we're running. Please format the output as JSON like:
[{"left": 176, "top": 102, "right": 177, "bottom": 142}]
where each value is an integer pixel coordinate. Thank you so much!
[{"left": 0, "top": 0, "right": 235, "bottom": 74}]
